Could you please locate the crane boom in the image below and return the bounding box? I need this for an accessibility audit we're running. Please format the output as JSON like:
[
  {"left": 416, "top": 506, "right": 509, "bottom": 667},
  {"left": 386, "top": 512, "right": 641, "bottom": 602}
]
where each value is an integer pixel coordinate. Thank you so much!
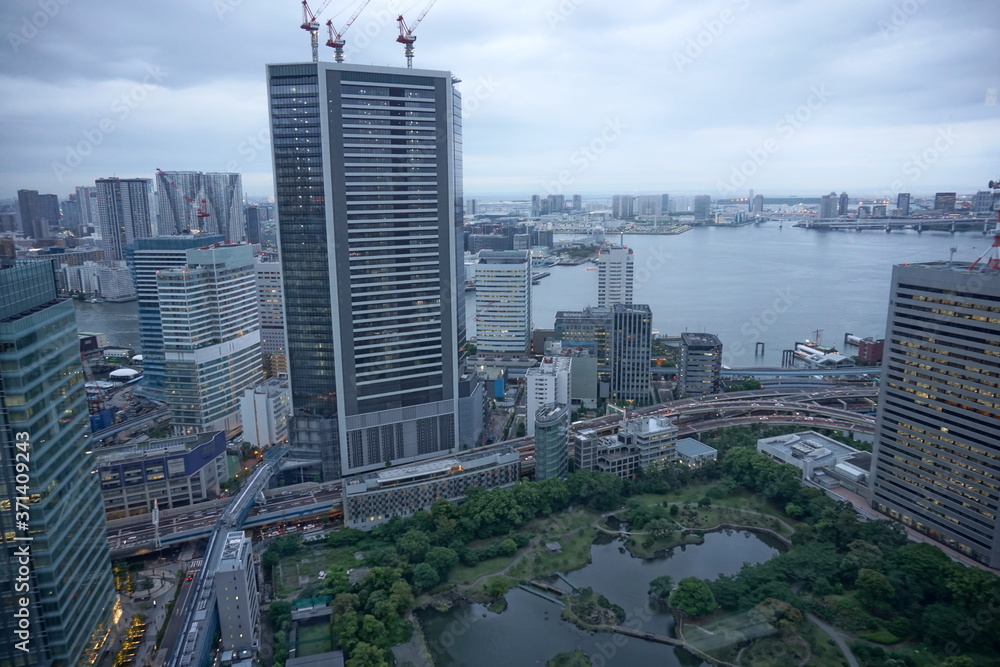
[
  {"left": 395, "top": 0, "right": 437, "bottom": 68},
  {"left": 326, "top": 0, "right": 372, "bottom": 63}
]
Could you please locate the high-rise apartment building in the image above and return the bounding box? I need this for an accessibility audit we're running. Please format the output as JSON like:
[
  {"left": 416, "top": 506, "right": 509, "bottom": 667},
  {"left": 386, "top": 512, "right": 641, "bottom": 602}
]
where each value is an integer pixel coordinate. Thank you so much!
[
  {"left": 752, "top": 194, "right": 764, "bottom": 213},
  {"left": 267, "top": 62, "right": 464, "bottom": 479},
  {"left": 534, "top": 403, "right": 570, "bottom": 481},
  {"left": 838, "top": 192, "right": 849, "bottom": 216},
  {"left": 255, "top": 257, "right": 287, "bottom": 377},
  {"left": 216, "top": 531, "right": 261, "bottom": 652},
  {"left": 76, "top": 185, "right": 99, "bottom": 233},
  {"left": 896, "top": 192, "right": 911, "bottom": 216},
  {"left": 525, "top": 356, "right": 572, "bottom": 436},
  {"left": 679, "top": 332, "right": 724, "bottom": 396},
  {"left": 869, "top": 259, "right": 1000, "bottom": 568},
  {"left": 610, "top": 303, "right": 652, "bottom": 404},
  {"left": 0, "top": 260, "right": 115, "bottom": 666},
  {"left": 597, "top": 244, "right": 634, "bottom": 307},
  {"left": 16, "top": 189, "right": 60, "bottom": 239},
  {"left": 157, "top": 243, "right": 262, "bottom": 435},
  {"left": 475, "top": 250, "right": 532, "bottom": 356},
  {"left": 96, "top": 177, "right": 153, "bottom": 260},
  {"left": 819, "top": 192, "right": 838, "bottom": 219},
  {"left": 693, "top": 195, "right": 712, "bottom": 221},
  {"left": 155, "top": 170, "right": 247, "bottom": 240},
  {"left": 612, "top": 194, "right": 634, "bottom": 219},
  {"left": 934, "top": 192, "right": 957, "bottom": 213}
]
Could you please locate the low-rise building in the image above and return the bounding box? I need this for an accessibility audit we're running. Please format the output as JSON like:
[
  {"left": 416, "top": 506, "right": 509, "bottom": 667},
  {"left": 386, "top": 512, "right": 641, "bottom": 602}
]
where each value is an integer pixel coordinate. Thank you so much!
[
  {"left": 675, "top": 437, "right": 717, "bottom": 468},
  {"left": 96, "top": 431, "right": 229, "bottom": 519},
  {"left": 574, "top": 415, "right": 678, "bottom": 479},
  {"left": 756, "top": 431, "right": 870, "bottom": 494},
  {"left": 342, "top": 447, "right": 521, "bottom": 529}
]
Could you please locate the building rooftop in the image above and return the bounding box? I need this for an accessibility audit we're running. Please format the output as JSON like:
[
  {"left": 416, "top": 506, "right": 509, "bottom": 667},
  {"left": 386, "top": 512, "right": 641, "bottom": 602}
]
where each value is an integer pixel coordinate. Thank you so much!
[
  {"left": 757, "top": 431, "right": 860, "bottom": 462},
  {"left": 675, "top": 437, "right": 717, "bottom": 458},
  {"left": 681, "top": 332, "right": 722, "bottom": 347}
]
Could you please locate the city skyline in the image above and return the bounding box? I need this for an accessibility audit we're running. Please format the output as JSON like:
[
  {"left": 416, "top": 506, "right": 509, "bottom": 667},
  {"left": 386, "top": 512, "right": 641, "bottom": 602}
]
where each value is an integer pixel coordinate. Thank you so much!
[{"left": 2, "top": 0, "right": 998, "bottom": 200}]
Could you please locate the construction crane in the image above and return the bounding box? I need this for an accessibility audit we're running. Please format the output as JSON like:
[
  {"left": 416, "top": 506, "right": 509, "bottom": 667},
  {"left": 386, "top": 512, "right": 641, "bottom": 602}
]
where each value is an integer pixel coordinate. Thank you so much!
[
  {"left": 326, "top": 0, "right": 372, "bottom": 63},
  {"left": 396, "top": 0, "right": 437, "bottom": 68},
  {"left": 301, "top": 0, "right": 334, "bottom": 62}
]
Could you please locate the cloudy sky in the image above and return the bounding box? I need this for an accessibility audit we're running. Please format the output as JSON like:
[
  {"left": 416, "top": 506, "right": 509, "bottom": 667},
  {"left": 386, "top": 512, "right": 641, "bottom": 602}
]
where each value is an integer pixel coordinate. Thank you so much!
[{"left": 2, "top": 0, "right": 998, "bottom": 201}]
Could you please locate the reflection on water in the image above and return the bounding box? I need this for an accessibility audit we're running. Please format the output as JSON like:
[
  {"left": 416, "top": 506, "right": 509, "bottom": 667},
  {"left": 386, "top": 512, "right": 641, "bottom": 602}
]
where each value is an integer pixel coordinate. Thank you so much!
[
  {"left": 72, "top": 300, "right": 141, "bottom": 351},
  {"left": 419, "top": 529, "right": 782, "bottom": 666}
]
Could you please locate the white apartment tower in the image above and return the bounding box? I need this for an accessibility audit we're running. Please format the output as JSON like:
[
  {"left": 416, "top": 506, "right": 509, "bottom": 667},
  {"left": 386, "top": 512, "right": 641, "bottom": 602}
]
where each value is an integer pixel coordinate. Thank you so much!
[
  {"left": 525, "top": 356, "right": 572, "bottom": 436},
  {"left": 216, "top": 531, "right": 261, "bottom": 651},
  {"left": 475, "top": 250, "right": 532, "bottom": 356},
  {"left": 597, "top": 244, "right": 634, "bottom": 307}
]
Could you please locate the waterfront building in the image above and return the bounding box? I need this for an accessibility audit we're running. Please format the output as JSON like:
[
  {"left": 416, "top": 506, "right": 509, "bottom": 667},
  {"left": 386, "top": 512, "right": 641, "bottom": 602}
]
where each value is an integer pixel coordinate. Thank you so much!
[
  {"left": 239, "top": 379, "right": 291, "bottom": 449},
  {"left": 597, "top": 244, "right": 634, "bottom": 307},
  {"left": 216, "top": 531, "right": 261, "bottom": 652},
  {"left": 534, "top": 403, "right": 570, "bottom": 481},
  {"left": 752, "top": 194, "right": 764, "bottom": 213},
  {"left": 128, "top": 233, "right": 225, "bottom": 399},
  {"left": 610, "top": 303, "right": 652, "bottom": 404},
  {"left": 838, "top": 192, "right": 849, "bottom": 216},
  {"left": 156, "top": 242, "right": 262, "bottom": 435},
  {"left": 96, "top": 177, "right": 153, "bottom": 260},
  {"left": 896, "top": 192, "right": 911, "bottom": 216},
  {"left": 96, "top": 431, "right": 229, "bottom": 519},
  {"left": 819, "top": 192, "right": 838, "bottom": 219},
  {"left": 934, "top": 192, "right": 957, "bottom": 213},
  {"left": 525, "top": 356, "right": 572, "bottom": 436},
  {"left": 869, "top": 259, "right": 1000, "bottom": 567},
  {"left": 0, "top": 259, "right": 115, "bottom": 666},
  {"left": 267, "top": 62, "right": 464, "bottom": 480},
  {"left": 475, "top": 250, "right": 531, "bottom": 356},
  {"left": 342, "top": 448, "right": 521, "bottom": 529},
  {"left": 679, "top": 332, "right": 723, "bottom": 396},
  {"left": 693, "top": 195, "right": 712, "bottom": 221},
  {"left": 612, "top": 194, "right": 634, "bottom": 219},
  {"left": 972, "top": 190, "right": 996, "bottom": 214}
]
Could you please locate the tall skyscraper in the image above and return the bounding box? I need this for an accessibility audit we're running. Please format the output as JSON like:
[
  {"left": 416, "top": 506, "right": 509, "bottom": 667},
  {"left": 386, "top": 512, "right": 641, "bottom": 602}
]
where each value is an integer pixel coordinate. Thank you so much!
[
  {"left": 597, "top": 244, "right": 634, "bottom": 307},
  {"left": 896, "top": 192, "right": 911, "bottom": 216},
  {"left": 475, "top": 250, "right": 532, "bottom": 356},
  {"left": 838, "top": 192, "right": 849, "bottom": 216},
  {"left": 96, "top": 177, "right": 153, "bottom": 260},
  {"left": 256, "top": 256, "right": 287, "bottom": 377},
  {"left": 819, "top": 192, "right": 838, "bottom": 219},
  {"left": 693, "top": 194, "right": 712, "bottom": 221},
  {"left": 76, "top": 185, "right": 99, "bottom": 233},
  {"left": 155, "top": 170, "right": 247, "bottom": 240},
  {"left": 267, "top": 62, "right": 464, "bottom": 479},
  {"left": 869, "top": 258, "right": 1000, "bottom": 568},
  {"left": 612, "top": 194, "right": 634, "bottom": 219},
  {"left": 216, "top": 531, "right": 261, "bottom": 652},
  {"left": 752, "top": 194, "right": 764, "bottom": 213},
  {"left": 0, "top": 259, "right": 115, "bottom": 666},
  {"left": 17, "top": 189, "right": 59, "bottom": 239},
  {"left": 245, "top": 204, "right": 262, "bottom": 245},
  {"left": 128, "top": 233, "right": 226, "bottom": 399},
  {"left": 610, "top": 303, "right": 652, "bottom": 404},
  {"left": 157, "top": 243, "right": 262, "bottom": 435}
]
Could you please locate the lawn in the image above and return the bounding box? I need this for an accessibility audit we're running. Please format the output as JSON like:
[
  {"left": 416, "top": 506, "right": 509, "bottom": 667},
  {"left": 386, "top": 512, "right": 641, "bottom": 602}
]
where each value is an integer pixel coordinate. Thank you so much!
[
  {"left": 296, "top": 620, "right": 333, "bottom": 657},
  {"left": 275, "top": 543, "right": 360, "bottom": 595},
  {"left": 447, "top": 553, "right": 520, "bottom": 586}
]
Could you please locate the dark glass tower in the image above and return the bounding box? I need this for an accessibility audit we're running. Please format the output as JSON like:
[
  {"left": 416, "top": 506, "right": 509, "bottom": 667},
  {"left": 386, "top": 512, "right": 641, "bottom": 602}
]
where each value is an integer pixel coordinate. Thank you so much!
[
  {"left": 0, "top": 260, "right": 115, "bottom": 666},
  {"left": 267, "top": 62, "right": 464, "bottom": 480}
]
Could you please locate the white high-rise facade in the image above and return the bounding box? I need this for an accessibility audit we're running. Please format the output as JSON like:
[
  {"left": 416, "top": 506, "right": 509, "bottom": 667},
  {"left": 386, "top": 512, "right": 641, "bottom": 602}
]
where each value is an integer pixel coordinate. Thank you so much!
[
  {"left": 526, "top": 356, "right": 572, "bottom": 436},
  {"left": 597, "top": 244, "right": 634, "bottom": 307},
  {"left": 157, "top": 243, "right": 262, "bottom": 435},
  {"left": 216, "top": 531, "right": 260, "bottom": 651},
  {"left": 475, "top": 250, "right": 532, "bottom": 356},
  {"left": 96, "top": 177, "right": 153, "bottom": 260},
  {"left": 255, "top": 257, "right": 286, "bottom": 376}
]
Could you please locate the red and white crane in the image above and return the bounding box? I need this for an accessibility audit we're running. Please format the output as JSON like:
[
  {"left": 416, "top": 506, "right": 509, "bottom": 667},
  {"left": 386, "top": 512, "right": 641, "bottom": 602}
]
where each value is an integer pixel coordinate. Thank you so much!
[
  {"left": 301, "top": 0, "right": 334, "bottom": 62},
  {"left": 396, "top": 0, "right": 437, "bottom": 68},
  {"left": 326, "top": 0, "right": 372, "bottom": 63}
]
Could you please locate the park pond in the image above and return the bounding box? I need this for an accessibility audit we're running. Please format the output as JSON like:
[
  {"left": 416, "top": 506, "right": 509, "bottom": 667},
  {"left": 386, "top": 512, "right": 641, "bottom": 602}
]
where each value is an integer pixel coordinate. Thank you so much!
[{"left": 418, "top": 529, "right": 786, "bottom": 666}]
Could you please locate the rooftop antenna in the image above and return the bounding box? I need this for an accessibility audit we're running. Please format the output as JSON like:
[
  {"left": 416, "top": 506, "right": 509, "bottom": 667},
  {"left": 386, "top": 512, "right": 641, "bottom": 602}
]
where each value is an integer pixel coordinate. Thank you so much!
[
  {"left": 326, "top": 0, "right": 372, "bottom": 63},
  {"left": 396, "top": 0, "right": 437, "bottom": 68}
]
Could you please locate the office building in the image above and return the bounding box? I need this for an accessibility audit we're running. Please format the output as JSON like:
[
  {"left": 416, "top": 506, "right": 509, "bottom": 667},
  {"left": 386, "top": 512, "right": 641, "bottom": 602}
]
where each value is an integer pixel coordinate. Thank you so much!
[
  {"left": 534, "top": 403, "right": 570, "bottom": 481},
  {"left": 869, "top": 259, "right": 1000, "bottom": 567},
  {"left": 679, "top": 332, "right": 723, "bottom": 396},
  {"left": 610, "top": 304, "right": 653, "bottom": 404},
  {"left": 96, "top": 177, "right": 153, "bottom": 260},
  {"left": 267, "top": 62, "right": 464, "bottom": 480},
  {"left": 574, "top": 415, "right": 678, "bottom": 478},
  {"left": 752, "top": 194, "right": 764, "bottom": 213},
  {"left": 97, "top": 431, "right": 229, "bottom": 519},
  {"left": 255, "top": 257, "right": 287, "bottom": 377},
  {"left": 934, "top": 192, "right": 957, "bottom": 213},
  {"left": 128, "top": 234, "right": 225, "bottom": 399},
  {"left": 612, "top": 194, "right": 634, "bottom": 219},
  {"left": 155, "top": 170, "right": 247, "bottom": 240},
  {"left": 216, "top": 531, "right": 261, "bottom": 652},
  {"left": 573, "top": 194, "right": 583, "bottom": 211},
  {"left": 343, "top": 448, "right": 520, "bottom": 529},
  {"left": 676, "top": 437, "right": 717, "bottom": 468},
  {"left": 972, "top": 190, "right": 996, "bottom": 214},
  {"left": 0, "top": 260, "right": 115, "bottom": 666},
  {"left": 896, "top": 192, "right": 911, "bottom": 216},
  {"left": 555, "top": 307, "right": 613, "bottom": 398},
  {"left": 819, "top": 192, "right": 838, "bottom": 219},
  {"left": 597, "top": 244, "right": 634, "bottom": 307},
  {"left": 245, "top": 204, "right": 262, "bottom": 245},
  {"left": 838, "top": 192, "right": 849, "bottom": 216},
  {"left": 475, "top": 250, "right": 531, "bottom": 356},
  {"left": 17, "top": 188, "right": 60, "bottom": 239},
  {"left": 525, "top": 356, "right": 572, "bottom": 436},
  {"left": 239, "top": 379, "right": 291, "bottom": 449},
  {"left": 693, "top": 195, "right": 712, "bottom": 221},
  {"left": 157, "top": 243, "right": 262, "bottom": 435}
]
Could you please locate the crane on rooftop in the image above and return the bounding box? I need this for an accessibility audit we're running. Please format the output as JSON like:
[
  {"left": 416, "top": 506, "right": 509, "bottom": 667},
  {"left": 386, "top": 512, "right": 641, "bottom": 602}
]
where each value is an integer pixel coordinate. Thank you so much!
[
  {"left": 301, "top": 0, "right": 334, "bottom": 62},
  {"left": 396, "top": 0, "right": 437, "bottom": 68},
  {"left": 326, "top": 0, "right": 372, "bottom": 63}
]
